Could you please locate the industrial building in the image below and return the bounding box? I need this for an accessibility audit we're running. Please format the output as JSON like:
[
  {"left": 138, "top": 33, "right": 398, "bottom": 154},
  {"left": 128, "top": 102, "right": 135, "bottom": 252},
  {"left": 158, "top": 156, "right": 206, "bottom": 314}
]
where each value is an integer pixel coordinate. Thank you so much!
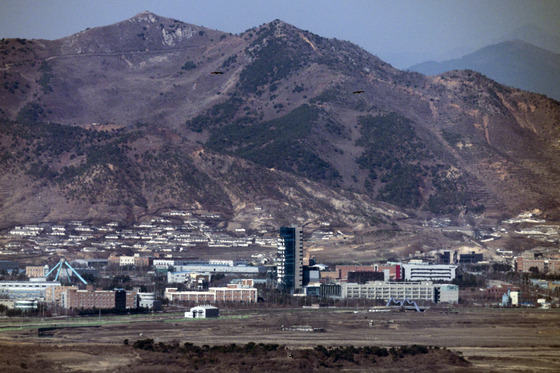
[
  {"left": 167, "top": 271, "right": 211, "bottom": 288},
  {"left": 401, "top": 263, "right": 457, "bottom": 281},
  {"left": 0, "top": 279, "right": 60, "bottom": 300},
  {"left": 172, "top": 264, "right": 265, "bottom": 274},
  {"left": 45, "top": 285, "right": 78, "bottom": 303},
  {"left": 515, "top": 252, "right": 560, "bottom": 274},
  {"left": 185, "top": 305, "right": 219, "bottom": 318},
  {"left": 165, "top": 283, "right": 257, "bottom": 303},
  {"left": 340, "top": 281, "right": 458, "bottom": 304},
  {"left": 62, "top": 288, "right": 137, "bottom": 310},
  {"left": 277, "top": 226, "right": 304, "bottom": 291},
  {"left": 137, "top": 292, "right": 162, "bottom": 310}
]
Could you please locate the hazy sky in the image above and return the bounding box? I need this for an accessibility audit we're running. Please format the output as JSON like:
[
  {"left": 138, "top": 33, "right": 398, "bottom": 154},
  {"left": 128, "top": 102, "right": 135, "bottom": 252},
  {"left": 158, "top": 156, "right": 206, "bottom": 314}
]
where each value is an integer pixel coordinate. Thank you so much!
[{"left": 1, "top": 0, "right": 559, "bottom": 68}]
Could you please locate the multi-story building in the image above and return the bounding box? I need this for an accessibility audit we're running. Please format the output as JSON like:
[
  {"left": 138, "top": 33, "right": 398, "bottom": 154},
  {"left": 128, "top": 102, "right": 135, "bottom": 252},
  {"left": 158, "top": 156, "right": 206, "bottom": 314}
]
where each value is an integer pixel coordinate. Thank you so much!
[
  {"left": 515, "top": 253, "right": 560, "bottom": 274},
  {"left": 277, "top": 226, "right": 303, "bottom": 291},
  {"left": 340, "top": 281, "right": 458, "bottom": 304},
  {"left": 25, "top": 265, "right": 49, "bottom": 278},
  {"left": 45, "top": 285, "right": 78, "bottom": 303},
  {"left": 164, "top": 283, "right": 257, "bottom": 303},
  {"left": 459, "top": 251, "right": 483, "bottom": 264},
  {"left": 401, "top": 263, "right": 457, "bottom": 281},
  {"left": 108, "top": 254, "right": 150, "bottom": 268},
  {"left": 137, "top": 292, "right": 161, "bottom": 310},
  {"left": 62, "top": 288, "right": 136, "bottom": 310},
  {"left": 0, "top": 279, "right": 60, "bottom": 300}
]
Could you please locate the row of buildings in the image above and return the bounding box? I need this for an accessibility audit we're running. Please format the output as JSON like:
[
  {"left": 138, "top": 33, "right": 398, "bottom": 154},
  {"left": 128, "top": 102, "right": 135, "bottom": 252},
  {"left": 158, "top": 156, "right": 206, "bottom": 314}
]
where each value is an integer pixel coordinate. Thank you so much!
[
  {"left": 514, "top": 250, "right": 560, "bottom": 274},
  {"left": 276, "top": 226, "right": 460, "bottom": 304},
  {"left": 0, "top": 279, "right": 138, "bottom": 310},
  {"left": 165, "top": 281, "right": 258, "bottom": 303}
]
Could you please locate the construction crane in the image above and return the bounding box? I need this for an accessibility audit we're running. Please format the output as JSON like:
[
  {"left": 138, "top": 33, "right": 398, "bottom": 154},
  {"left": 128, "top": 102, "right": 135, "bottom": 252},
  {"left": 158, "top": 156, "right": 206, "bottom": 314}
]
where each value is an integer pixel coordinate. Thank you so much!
[{"left": 45, "top": 258, "right": 88, "bottom": 285}]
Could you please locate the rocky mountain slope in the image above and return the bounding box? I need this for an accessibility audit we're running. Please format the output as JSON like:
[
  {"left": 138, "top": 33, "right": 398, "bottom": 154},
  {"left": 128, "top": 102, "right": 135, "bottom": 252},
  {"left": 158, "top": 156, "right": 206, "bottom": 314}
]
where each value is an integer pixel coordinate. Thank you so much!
[{"left": 1, "top": 11, "right": 560, "bottom": 232}]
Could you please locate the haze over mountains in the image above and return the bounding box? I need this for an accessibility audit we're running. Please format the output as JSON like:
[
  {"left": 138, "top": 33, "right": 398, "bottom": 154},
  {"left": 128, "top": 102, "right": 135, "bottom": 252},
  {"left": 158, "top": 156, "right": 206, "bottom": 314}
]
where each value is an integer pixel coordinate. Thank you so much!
[
  {"left": 1, "top": 11, "right": 560, "bottom": 233},
  {"left": 410, "top": 25, "right": 560, "bottom": 101}
]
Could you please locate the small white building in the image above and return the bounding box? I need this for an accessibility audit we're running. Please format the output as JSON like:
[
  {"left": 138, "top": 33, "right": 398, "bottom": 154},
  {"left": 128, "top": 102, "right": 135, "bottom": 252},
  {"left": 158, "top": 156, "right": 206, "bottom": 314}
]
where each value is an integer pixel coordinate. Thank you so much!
[{"left": 184, "top": 305, "right": 219, "bottom": 319}]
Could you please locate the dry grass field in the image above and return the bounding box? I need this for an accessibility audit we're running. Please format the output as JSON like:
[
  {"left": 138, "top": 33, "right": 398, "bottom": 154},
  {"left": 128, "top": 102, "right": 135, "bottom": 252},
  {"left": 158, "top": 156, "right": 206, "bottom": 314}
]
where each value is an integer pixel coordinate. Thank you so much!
[{"left": 0, "top": 307, "right": 559, "bottom": 371}]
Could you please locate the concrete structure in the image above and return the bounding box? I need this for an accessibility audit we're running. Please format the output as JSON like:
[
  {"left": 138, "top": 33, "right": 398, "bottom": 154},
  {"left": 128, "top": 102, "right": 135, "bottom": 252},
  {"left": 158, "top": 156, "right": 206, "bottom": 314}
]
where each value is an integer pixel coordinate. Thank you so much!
[
  {"left": 168, "top": 271, "right": 210, "bottom": 289},
  {"left": 336, "top": 265, "right": 401, "bottom": 281},
  {"left": 26, "top": 265, "right": 49, "bottom": 278},
  {"left": 165, "top": 283, "right": 258, "bottom": 303},
  {"left": 341, "top": 281, "right": 458, "bottom": 304},
  {"left": 62, "top": 288, "right": 136, "bottom": 310},
  {"left": 401, "top": 263, "right": 457, "bottom": 282},
  {"left": 436, "top": 251, "right": 457, "bottom": 264},
  {"left": 0, "top": 279, "right": 60, "bottom": 300},
  {"left": 435, "top": 284, "right": 459, "bottom": 304},
  {"left": 277, "top": 226, "right": 303, "bottom": 291},
  {"left": 185, "top": 305, "right": 219, "bottom": 318},
  {"left": 500, "top": 289, "right": 520, "bottom": 307},
  {"left": 109, "top": 254, "right": 150, "bottom": 268},
  {"left": 0, "top": 299, "right": 15, "bottom": 309},
  {"left": 137, "top": 292, "right": 161, "bottom": 310},
  {"left": 173, "top": 264, "right": 265, "bottom": 274},
  {"left": 459, "top": 251, "right": 483, "bottom": 264},
  {"left": 45, "top": 285, "right": 78, "bottom": 303},
  {"left": 15, "top": 299, "right": 39, "bottom": 310},
  {"left": 485, "top": 284, "right": 520, "bottom": 300},
  {"left": 515, "top": 253, "right": 560, "bottom": 274}
]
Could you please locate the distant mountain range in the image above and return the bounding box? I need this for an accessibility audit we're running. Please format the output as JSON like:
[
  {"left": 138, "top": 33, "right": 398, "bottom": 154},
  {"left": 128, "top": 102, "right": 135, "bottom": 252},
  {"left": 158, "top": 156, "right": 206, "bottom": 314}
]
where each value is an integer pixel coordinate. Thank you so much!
[
  {"left": 1, "top": 11, "right": 560, "bottom": 233},
  {"left": 409, "top": 39, "right": 560, "bottom": 101}
]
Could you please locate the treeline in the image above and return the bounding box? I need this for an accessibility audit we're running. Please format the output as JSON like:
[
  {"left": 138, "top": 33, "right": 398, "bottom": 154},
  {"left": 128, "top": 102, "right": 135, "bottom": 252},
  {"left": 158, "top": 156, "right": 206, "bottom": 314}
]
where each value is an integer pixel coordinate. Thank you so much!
[{"left": 130, "top": 339, "right": 469, "bottom": 370}]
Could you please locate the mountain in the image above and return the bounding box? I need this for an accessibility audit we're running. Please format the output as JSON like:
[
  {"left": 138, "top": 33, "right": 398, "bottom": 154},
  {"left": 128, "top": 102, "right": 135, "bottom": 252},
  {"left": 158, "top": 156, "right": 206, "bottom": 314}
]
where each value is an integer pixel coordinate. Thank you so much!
[
  {"left": 1, "top": 11, "right": 560, "bottom": 236},
  {"left": 498, "top": 24, "right": 560, "bottom": 54},
  {"left": 409, "top": 40, "right": 560, "bottom": 101}
]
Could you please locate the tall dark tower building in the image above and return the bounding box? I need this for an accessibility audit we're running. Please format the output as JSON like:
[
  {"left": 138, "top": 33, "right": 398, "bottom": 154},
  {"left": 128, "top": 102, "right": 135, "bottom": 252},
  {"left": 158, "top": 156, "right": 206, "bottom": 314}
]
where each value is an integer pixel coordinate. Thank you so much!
[{"left": 277, "top": 226, "right": 303, "bottom": 291}]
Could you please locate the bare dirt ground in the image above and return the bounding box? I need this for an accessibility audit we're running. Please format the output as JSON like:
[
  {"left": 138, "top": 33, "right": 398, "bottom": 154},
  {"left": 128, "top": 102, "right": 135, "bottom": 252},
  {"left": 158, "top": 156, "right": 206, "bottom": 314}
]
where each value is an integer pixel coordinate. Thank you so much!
[{"left": 0, "top": 307, "right": 559, "bottom": 371}]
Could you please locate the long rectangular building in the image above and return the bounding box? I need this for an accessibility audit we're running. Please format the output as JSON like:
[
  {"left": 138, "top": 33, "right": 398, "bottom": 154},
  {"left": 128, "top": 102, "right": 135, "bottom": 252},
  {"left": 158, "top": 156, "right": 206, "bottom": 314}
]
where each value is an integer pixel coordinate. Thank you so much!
[
  {"left": 336, "top": 264, "right": 401, "bottom": 281},
  {"left": 62, "top": 288, "right": 136, "bottom": 310},
  {"left": 340, "top": 281, "right": 458, "bottom": 304},
  {"left": 165, "top": 284, "right": 257, "bottom": 303},
  {"left": 0, "top": 280, "right": 60, "bottom": 300},
  {"left": 515, "top": 256, "right": 560, "bottom": 274},
  {"left": 401, "top": 264, "right": 457, "bottom": 281}
]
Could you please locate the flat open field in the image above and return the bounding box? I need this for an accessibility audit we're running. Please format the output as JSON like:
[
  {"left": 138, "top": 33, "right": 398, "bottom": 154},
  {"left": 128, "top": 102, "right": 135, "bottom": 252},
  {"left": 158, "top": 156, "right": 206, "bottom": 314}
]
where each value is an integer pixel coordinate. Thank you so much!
[{"left": 1, "top": 307, "right": 559, "bottom": 371}]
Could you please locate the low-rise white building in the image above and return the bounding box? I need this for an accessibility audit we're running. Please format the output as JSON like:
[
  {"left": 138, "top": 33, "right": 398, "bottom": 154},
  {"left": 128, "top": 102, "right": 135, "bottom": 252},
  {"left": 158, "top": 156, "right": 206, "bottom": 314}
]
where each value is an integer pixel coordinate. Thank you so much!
[{"left": 185, "top": 305, "right": 219, "bottom": 318}]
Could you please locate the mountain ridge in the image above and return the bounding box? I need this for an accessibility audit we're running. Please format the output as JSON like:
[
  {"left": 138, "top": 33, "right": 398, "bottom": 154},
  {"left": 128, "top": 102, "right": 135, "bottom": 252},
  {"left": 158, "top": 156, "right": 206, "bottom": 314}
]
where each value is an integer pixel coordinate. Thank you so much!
[
  {"left": 409, "top": 40, "right": 560, "bottom": 101},
  {"left": 1, "top": 13, "right": 560, "bottom": 235}
]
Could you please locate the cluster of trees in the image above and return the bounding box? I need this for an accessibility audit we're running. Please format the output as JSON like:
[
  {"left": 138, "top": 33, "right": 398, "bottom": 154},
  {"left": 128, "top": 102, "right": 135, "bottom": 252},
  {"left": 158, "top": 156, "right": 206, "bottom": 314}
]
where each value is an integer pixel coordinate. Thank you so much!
[
  {"left": 239, "top": 25, "right": 304, "bottom": 94},
  {"left": 208, "top": 104, "right": 339, "bottom": 182},
  {"left": 38, "top": 60, "right": 53, "bottom": 93},
  {"left": 356, "top": 113, "right": 428, "bottom": 208},
  {"left": 129, "top": 339, "right": 462, "bottom": 370}
]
